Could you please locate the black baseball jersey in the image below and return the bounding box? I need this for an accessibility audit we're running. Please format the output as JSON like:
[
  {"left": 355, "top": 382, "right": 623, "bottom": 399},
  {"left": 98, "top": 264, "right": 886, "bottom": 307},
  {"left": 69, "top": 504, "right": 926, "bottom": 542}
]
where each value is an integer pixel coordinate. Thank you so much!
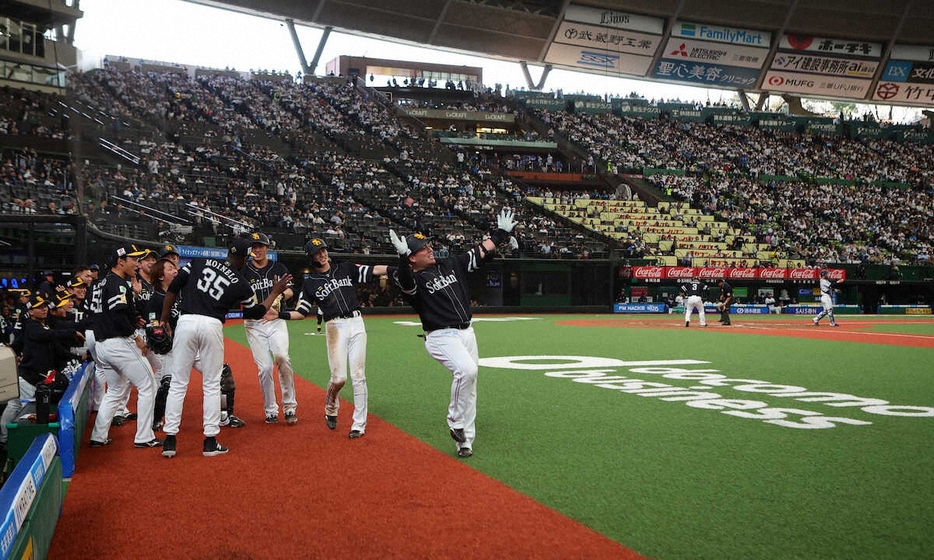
[
  {"left": 16, "top": 318, "right": 79, "bottom": 386},
  {"left": 680, "top": 280, "right": 707, "bottom": 298},
  {"left": 295, "top": 261, "right": 385, "bottom": 321},
  {"left": 94, "top": 271, "right": 138, "bottom": 341},
  {"left": 719, "top": 281, "right": 734, "bottom": 301},
  {"left": 82, "top": 279, "right": 101, "bottom": 332},
  {"left": 169, "top": 258, "right": 262, "bottom": 322},
  {"left": 147, "top": 289, "right": 179, "bottom": 329},
  {"left": 394, "top": 246, "right": 483, "bottom": 332},
  {"left": 135, "top": 273, "right": 155, "bottom": 318},
  {"left": 244, "top": 260, "right": 291, "bottom": 303}
]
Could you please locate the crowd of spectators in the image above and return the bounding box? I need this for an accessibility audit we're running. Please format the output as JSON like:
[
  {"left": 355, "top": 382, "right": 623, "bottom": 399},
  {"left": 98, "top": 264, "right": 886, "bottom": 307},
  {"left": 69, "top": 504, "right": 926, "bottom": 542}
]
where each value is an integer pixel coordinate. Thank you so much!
[{"left": 2, "top": 64, "right": 932, "bottom": 266}]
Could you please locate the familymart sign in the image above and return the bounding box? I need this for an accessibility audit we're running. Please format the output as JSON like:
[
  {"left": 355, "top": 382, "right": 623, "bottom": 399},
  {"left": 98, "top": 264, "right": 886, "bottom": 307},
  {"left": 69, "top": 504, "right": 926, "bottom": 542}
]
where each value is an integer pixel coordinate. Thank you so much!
[{"left": 478, "top": 356, "right": 933, "bottom": 429}]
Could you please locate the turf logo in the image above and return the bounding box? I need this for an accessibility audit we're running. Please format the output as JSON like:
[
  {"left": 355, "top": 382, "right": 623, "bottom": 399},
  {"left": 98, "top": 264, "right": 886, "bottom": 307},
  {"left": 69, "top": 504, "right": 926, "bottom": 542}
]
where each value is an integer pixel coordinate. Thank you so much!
[{"left": 478, "top": 356, "right": 934, "bottom": 429}]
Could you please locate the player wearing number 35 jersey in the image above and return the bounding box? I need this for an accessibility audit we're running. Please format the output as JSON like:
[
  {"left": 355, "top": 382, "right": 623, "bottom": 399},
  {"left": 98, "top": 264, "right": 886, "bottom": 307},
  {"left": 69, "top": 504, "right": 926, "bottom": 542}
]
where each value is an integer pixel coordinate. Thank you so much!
[{"left": 160, "top": 238, "right": 291, "bottom": 458}]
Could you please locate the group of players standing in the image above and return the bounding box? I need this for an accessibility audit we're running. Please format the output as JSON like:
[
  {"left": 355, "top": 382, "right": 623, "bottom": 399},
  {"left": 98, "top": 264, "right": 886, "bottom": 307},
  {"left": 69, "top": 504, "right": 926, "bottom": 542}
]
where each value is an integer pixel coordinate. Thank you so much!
[{"left": 3, "top": 207, "right": 519, "bottom": 461}]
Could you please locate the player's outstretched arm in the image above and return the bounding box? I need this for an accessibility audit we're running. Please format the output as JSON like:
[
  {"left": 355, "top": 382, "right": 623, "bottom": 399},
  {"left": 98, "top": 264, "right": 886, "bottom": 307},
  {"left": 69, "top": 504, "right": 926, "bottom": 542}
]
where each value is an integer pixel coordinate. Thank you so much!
[{"left": 483, "top": 208, "right": 518, "bottom": 253}]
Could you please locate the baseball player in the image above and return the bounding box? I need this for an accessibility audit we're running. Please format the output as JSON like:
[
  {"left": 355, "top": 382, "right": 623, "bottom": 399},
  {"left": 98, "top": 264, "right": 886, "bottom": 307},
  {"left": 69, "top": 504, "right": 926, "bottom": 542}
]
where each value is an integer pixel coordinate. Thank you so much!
[
  {"left": 87, "top": 245, "right": 162, "bottom": 449},
  {"left": 679, "top": 278, "right": 708, "bottom": 327},
  {"left": 716, "top": 278, "right": 733, "bottom": 326},
  {"left": 812, "top": 270, "right": 843, "bottom": 327},
  {"left": 278, "top": 238, "right": 393, "bottom": 439},
  {"left": 159, "top": 237, "right": 290, "bottom": 458},
  {"left": 388, "top": 208, "right": 518, "bottom": 459},
  {"left": 242, "top": 232, "right": 298, "bottom": 424}
]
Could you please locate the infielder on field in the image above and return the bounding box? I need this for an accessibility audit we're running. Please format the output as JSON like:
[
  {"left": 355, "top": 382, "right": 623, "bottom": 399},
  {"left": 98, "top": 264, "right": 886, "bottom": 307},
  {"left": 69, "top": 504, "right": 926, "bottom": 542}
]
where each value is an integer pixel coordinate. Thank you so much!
[
  {"left": 243, "top": 232, "right": 298, "bottom": 425},
  {"left": 813, "top": 270, "right": 843, "bottom": 327},
  {"left": 278, "top": 238, "right": 393, "bottom": 439},
  {"left": 160, "top": 238, "right": 290, "bottom": 458},
  {"left": 388, "top": 207, "right": 518, "bottom": 459}
]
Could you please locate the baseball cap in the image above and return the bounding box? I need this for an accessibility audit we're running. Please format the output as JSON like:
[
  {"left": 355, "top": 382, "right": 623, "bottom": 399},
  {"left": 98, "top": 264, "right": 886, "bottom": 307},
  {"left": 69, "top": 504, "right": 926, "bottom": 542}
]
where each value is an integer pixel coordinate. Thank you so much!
[
  {"left": 115, "top": 245, "right": 147, "bottom": 260},
  {"left": 41, "top": 270, "right": 54, "bottom": 277},
  {"left": 406, "top": 233, "right": 430, "bottom": 254},
  {"left": 249, "top": 232, "right": 271, "bottom": 246},
  {"left": 140, "top": 248, "right": 158, "bottom": 260},
  {"left": 304, "top": 238, "right": 328, "bottom": 256},
  {"left": 159, "top": 244, "right": 180, "bottom": 258},
  {"left": 68, "top": 277, "right": 87, "bottom": 289},
  {"left": 52, "top": 292, "right": 74, "bottom": 308},
  {"left": 89, "top": 264, "right": 100, "bottom": 272},
  {"left": 820, "top": 269, "right": 829, "bottom": 277},
  {"left": 228, "top": 237, "right": 253, "bottom": 258},
  {"left": 27, "top": 294, "right": 50, "bottom": 310}
]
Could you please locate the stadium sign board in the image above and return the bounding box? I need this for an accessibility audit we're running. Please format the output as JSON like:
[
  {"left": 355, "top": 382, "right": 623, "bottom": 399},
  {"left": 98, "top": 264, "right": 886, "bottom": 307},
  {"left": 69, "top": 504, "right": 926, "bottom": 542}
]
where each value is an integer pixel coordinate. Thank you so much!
[
  {"left": 762, "top": 71, "right": 870, "bottom": 99},
  {"left": 672, "top": 21, "right": 770, "bottom": 47},
  {"left": 553, "top": 21, "right": 661, "bottom": 57},
  {"left": 872, "top": 82, "right": 934, "bottom": 106},
  {"left": 563, "top": 4, "right": 664, "bottom": 35},
  {"left": 653, "top": 59, "right": 760, "bottom": 88},
  {"left": 879, "top": 60, "right": 934, "bottom": 84},
  {"left": 661, "top": 38, "right": 768, "bottom": 69},
  {"left": 544, "top": 42, "right": 654, "bottom": 77},
  {"left": 890, "top": 44, "right": 934, "bottom": 62},
  {"left": 630, "top": 267, "right": 846, "bottom": 280},
  {"left": 778, "top": 35, "right": 883, "bottom": 59}
]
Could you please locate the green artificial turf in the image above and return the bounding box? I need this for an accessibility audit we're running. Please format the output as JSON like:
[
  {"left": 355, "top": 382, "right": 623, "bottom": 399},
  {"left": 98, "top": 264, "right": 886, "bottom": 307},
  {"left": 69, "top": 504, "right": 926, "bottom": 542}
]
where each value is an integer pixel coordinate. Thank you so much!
[{"left": 225, "top": 314, "right": 934, "bottom": 560}]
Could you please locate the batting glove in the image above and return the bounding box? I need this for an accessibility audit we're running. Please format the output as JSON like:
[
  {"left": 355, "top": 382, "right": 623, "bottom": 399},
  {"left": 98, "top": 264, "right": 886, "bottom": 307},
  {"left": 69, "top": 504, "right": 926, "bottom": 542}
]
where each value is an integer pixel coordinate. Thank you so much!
[
  {"left": 497, "top": 209, "right": 517, "bottom": 233},
  {"left": 389, "top": 229, "right": 410, "bottom": 256}
]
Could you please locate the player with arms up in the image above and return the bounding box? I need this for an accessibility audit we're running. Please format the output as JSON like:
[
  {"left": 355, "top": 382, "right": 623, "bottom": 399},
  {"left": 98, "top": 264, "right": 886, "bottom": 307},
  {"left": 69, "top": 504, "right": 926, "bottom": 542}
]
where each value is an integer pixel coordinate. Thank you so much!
[
  {"left": 679, "top": 277, "right": 708, "bottom": 327},
  {"left": 160, "top": 238, "right": 290, "bottom": 458},
  {"left": 388, "top": 208, "right": 518, "bottom": 459},
  {"left": 278, "top": 238, "right": 393, "bottom": 439},
  {"left": 812, "top": 270, "right": 843, "bottom": 327},
  {"left": 243, "top": 232, "right": 298, "bottom": 425}
]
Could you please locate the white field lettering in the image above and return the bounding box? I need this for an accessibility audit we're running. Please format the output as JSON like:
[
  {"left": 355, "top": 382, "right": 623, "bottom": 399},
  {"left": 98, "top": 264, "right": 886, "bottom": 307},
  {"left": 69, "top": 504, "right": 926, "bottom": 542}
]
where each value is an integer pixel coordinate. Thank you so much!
[{"left": 477, "top": 356, "right": 934, "bottom": 429}]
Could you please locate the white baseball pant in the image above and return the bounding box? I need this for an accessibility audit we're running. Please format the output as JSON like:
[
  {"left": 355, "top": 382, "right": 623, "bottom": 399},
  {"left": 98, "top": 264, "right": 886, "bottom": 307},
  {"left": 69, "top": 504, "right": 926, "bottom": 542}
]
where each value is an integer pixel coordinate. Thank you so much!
[
  {"left": 163, "top": 315, "right": 224, "bottom": 438},
  {"left": 425, "top": 325, "right": 478, "bottom": 453},
  {"left": 324, "top": 315, "right": 368, "bottom": 433},
  {"left": 244, "top": 318, "right": 297, "bottom": 417},
  {"left": 685, "top": 295, "right": 707, "bottom": 326},
  {"left": 89, "top": 336, "right": 157, "bottom": 445}
]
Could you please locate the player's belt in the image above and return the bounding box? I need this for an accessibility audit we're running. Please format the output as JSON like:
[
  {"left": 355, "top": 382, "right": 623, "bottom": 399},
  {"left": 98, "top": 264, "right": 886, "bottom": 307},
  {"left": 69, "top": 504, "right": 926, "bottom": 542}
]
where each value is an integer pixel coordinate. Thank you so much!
[
  {"left": 428, "top": 321, "right": 472, "bottom": 333},
  {"left": 327, "top": 309, "right": 361, "bottom": 321}
]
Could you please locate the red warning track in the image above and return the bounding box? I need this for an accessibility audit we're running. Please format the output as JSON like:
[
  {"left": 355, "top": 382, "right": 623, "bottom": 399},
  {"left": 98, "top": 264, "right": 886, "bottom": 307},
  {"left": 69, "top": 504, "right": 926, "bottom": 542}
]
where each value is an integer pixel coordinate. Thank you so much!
[{"left": 558, "top": 317, "right": 934, "bottom": 349}]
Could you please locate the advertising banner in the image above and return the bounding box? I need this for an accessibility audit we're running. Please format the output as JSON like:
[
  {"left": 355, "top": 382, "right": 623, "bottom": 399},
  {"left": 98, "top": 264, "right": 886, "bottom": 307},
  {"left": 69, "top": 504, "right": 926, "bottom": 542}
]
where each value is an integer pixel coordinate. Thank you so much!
[
  {"left": 613, "top": 302, "right": 668, "bottom": 314},
  {"left": 778, "top": 35, "right": 883, "bottom": 59},
  {"left": 564, "top": 4, "right": 665, "bottom": 35},
  {"left": 522, "top": 97, "right": 568, "bottom": 110},
  {"left": 617, "top": 103, "right": 661, "bottom": 119},
  {"left": 653, "top": 59, "right": 760, "bottom": 88},
  {"left": 573, "top": 99, "right": 614, "bottom": 114},
  {"left": 879, "top": 60, "right": 934, "bottom": 84},
  {"left": 553, "top": 21, "right": 661, "bottom": 57},
  {"left": 872, "top": 82, "right": 934, "bottom": 106},
  {"left": 544, "top": 42, "right": 653, "bottom": 77},
  {"left": 403, "top": 108, "right": 516, "bottom": 123},
  {"left": 762, "top": 71, "right": 869, "bottom": 99},
  {"left": 662, "top": 37, "right": 768, "bottom": 69},
  {"left": 889, "top": 44, "right": 934, "bottom": 62},
  {"left": 629, "top": 267, "right": 846, "bottom": 280},
  {"left": 672, "top": 21, "right": 770, "bottom": 47},
  {"left": 770, "top": 53, "right": 878, "bottom": 78}
]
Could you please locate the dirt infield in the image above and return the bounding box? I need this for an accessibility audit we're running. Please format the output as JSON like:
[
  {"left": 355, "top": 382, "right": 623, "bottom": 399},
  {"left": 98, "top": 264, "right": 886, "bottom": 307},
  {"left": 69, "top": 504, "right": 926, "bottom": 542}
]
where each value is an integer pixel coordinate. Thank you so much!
[{"left": 558, "top": 316, "right": 934, "bottom": 348}]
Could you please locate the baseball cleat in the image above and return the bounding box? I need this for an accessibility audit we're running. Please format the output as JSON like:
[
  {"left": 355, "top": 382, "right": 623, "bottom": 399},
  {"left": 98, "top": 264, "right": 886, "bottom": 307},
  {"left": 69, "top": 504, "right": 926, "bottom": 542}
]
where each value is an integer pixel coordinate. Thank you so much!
[
  {"left": 325, "top": 415, "right": 337, "bottom": 430},
  {"left": 202, "top": 437, "right": 229, "bottom": 457},
  {"left": 348, "top": 430, "right": 364, "bottom": 439},
  {"left": 457, "top": 448, "right": 473, "bottom": 459},
  {"left": 285, "top": 411, "right": 298, "bottom": 425},
  {"left": 265, "top": 414, "right": 279, "bottom": 424},
  {"left": 89, "top": 438, "right": 112, "bottom": 448},
  {"left": 684, "top": 322, "right": 689, "bottom": 327},
  {"left": 111, "top": 415, "right": 125, "bottom": 426},
  {"left": 162, "top": 435, "right": 176, "bottom": 458},
  {"left": 450, "top": 428, "right": 466, "bottom": 443},
  {"left": 222, "top": 415, "right": 246, "bottom": 428},
  {"left": 812, "top": 318, "right": 819, "bottom": 325},
  {"left": 134, "top": 438, "right": 164, "bottom": 448},
  {"left": 124, "top": 412, "right": 138, "bottom": 421},
  {"left": 830, "top": 322, "right": 839, "bottom": 327}
]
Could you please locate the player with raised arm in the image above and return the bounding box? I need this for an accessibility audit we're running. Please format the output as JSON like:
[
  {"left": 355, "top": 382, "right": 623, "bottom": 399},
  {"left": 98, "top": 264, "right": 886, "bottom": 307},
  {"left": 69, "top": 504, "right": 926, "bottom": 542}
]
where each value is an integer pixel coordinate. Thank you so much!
[
  {"left": 388, "top": 208, "right": 517, "bottom": 459},
  {"left": 278, "top": 238, "right": 393, "bottom": 439},
  {"left": 159, "top": 238, "right": 290, "bottom": 458}
]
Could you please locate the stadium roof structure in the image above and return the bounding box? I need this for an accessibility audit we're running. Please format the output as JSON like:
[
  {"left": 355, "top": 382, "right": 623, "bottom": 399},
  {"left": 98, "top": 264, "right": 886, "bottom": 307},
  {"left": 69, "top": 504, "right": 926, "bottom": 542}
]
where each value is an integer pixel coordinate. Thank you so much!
[{"left": 186, "top": 0, "right": 934, "bottom": 107}]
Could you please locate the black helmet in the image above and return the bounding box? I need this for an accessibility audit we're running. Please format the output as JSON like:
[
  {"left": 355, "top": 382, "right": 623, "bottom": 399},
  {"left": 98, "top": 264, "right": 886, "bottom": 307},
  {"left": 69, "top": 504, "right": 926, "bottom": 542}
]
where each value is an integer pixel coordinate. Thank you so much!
[
  {"left": 249, "top": 232, "right": 271, "bottom": 246},
  {"left": 304, "top": 238, "right": 328, "bottom": 256}
]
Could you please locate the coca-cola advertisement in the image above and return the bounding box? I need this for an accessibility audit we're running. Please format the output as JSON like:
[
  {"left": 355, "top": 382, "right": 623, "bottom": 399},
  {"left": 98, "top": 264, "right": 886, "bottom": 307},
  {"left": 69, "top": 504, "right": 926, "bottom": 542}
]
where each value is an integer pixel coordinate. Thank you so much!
[{"left": 625, "top": 267, "right": 846, "bottom": 281}]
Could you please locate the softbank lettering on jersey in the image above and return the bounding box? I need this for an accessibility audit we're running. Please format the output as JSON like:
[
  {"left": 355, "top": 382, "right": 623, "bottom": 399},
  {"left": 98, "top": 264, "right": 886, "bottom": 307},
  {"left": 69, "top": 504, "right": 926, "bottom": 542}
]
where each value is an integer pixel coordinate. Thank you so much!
[
  {"left": 478, "top": 355, "right": 933, "bottom": 429},
  {"left": 425, "top": 272, "right": 459, "bottom": 294},
  {"left": 315, "top": 277, "right": 353, "bottom": 299},
  {"left": 675, "top": 22, "right": 771, "bottom": 47}
]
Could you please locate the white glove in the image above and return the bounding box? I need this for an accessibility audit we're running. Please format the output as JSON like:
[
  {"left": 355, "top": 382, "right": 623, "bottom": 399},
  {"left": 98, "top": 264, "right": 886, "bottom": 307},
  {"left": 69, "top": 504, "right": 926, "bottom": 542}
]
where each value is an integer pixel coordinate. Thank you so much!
[
  {"left": 389, "top": 229, "right": 409, "bottom": 256},
  {"left": 497, "top": 209, "right": 517, "bottom": 233}
]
